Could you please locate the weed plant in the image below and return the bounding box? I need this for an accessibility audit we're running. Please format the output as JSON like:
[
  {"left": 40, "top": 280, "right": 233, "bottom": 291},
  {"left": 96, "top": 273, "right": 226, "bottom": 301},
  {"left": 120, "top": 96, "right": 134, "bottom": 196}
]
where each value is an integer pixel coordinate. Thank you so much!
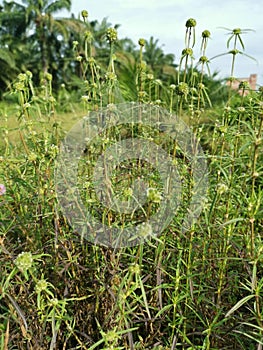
[{"left": 0, "top": 11, "right": 263, "bottom": 350}]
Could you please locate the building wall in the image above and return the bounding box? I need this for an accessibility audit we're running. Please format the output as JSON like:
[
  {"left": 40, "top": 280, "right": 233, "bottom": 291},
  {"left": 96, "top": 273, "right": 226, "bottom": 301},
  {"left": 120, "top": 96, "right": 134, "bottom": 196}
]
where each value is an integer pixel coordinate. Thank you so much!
[{"left": 226, "top": 74, "right": 257, "bottom": 95}]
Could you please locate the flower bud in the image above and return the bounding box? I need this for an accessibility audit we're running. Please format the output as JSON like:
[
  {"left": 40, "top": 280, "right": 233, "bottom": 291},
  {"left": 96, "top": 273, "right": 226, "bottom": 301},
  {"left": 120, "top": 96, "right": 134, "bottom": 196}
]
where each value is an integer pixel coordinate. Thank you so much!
[
  {"left": 138, "top": 38, "right": 146, "bottom": 47},
  {"left": 202, "top": 30, "right": 211, "bottom": 38},
  {"left": 35, "top": 279, "right": 49, "bottom": 293},
  {"left": 239, "top": 81, "right": 250, "bottom": 90},
  {"left": 176, "top": 82, "right": 189, "bottom": 96},
  {"left": 182, "top": 48, "right": 193, "bottom": 56},
  {"left": 44, "top": 72, "right": 52, "bottom": 81},
  {"left": 199, "top": 55, "right": 209, "bottom": 63},
  {"left": 26, "top": 70, "right": 33, "bottom": 79},
  {"left": 106, "top": 28, "right": 118, "bottom": 43},
  {"left": 81, "top": 10, "right": 88, "bottom": 21},
  {"left": 15, "top": 252, "right": 33, "bottom": 273},
  {"left": 233, "top": 28, "right": 241, "bottom": 35},
  {"left": 186, "top": 18, "right": 197, "bottom": 28}
]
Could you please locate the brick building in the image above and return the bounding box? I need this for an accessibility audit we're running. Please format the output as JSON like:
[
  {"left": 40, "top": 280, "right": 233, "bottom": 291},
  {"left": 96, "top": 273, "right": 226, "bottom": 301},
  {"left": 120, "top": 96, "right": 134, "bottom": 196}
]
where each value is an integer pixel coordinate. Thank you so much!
[{"left": 226, "top": 74, "right": 257, "bottom": 95}]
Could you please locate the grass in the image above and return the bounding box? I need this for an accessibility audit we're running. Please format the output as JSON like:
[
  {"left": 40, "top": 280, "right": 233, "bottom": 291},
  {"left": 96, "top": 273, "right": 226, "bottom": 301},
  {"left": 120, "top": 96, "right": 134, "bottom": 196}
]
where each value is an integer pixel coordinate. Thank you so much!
[{"left": 0, "top": 15, "right": 263, "bottom": 350}]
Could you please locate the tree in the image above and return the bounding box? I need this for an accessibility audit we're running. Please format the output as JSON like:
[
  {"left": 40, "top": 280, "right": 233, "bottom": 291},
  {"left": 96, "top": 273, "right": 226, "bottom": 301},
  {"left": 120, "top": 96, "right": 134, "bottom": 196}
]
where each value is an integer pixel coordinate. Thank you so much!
[
  {"left": 0, "top": 0, "right": 91, "bottom": 92},
  {"left": 143, "top": 36, "right": 176, "bottom": 78}
]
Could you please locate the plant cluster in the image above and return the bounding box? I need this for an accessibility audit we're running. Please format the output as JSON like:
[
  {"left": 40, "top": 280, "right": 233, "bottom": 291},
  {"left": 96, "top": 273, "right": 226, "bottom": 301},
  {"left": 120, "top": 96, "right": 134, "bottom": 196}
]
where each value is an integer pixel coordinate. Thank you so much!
[{"left": 0, "top": 5, "right": 263, "bottom": 350}]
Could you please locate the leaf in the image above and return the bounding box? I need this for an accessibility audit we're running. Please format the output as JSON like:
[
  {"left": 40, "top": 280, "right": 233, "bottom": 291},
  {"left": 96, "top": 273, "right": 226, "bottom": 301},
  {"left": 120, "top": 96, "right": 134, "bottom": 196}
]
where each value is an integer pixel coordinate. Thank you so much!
[
  {"left": 220, "top": 217, "right": 245, "bottom": 227},
  {"left": 226, "top": 34, "right": 234, "bottom": 49},
  {"left": 225, "top": 294, "right": 255, "bottom": 318},
  {"left": 237, "top": 34, "right": 245, "bottom": 51}
]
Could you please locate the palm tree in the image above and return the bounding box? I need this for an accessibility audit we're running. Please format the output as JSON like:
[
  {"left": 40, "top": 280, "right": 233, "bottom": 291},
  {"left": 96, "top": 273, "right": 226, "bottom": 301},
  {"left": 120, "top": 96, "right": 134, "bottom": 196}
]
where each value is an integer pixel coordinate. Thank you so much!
[
  {"left": 1, "top": 0, "right": 82, "bottom": 74},
  {"left": 0, "top": 1, "right": 27, "bottom": 95},
  {"left": 143, "top": 36, "right": 176, "bottom": 78}
]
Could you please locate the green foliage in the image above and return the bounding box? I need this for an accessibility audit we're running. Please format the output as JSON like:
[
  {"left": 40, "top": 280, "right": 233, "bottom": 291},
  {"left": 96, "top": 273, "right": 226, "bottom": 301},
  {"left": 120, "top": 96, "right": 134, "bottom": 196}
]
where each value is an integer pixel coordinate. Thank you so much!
[{"left": 0, "top": 8, "right": 263, "bottom": 350}]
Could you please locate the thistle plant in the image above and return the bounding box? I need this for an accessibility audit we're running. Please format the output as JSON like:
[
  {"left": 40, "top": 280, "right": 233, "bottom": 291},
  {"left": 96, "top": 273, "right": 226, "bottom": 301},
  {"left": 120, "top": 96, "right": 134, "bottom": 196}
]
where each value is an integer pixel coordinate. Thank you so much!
[
  {"left": 212, "top": 27, "right": 256, "bottom": 97},
  {"left": 2, "top": 9, "right": 263, "bottom": 350},
  {"left": 185, "top": 18, "right": 197, "bottom": 48},
  {"left": 137, "top": 38, "right": 147, "bottom": 101}
]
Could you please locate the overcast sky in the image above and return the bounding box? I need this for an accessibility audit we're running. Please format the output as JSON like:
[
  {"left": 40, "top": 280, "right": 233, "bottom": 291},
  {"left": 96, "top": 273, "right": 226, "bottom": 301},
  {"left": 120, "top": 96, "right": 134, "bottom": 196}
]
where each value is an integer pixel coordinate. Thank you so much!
[{"left": 61, "top": 0, "right": 263, "bottom": 87}]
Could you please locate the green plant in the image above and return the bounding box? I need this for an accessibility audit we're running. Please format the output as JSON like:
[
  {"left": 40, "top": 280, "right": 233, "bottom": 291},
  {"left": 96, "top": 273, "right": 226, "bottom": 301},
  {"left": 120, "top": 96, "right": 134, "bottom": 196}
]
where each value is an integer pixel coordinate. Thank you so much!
[{"left": 0, "top": 8, "right": 263, "bottom": 350}]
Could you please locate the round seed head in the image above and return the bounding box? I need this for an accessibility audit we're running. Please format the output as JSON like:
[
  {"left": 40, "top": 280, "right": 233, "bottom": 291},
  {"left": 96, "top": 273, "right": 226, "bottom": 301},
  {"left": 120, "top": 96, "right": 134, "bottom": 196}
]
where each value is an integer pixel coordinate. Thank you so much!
[
  {"left": 35, "top": 279, "right": 49, "bottom": 293},
  {"left": 182, "top": 48, "right": 193, "bottom": 56},
  {"left": 147, "top": 187, "right": 162, "bottom": 203},
  {"left": 138, "top": 222, "right": 152, "bottom": 238},
  {"left": 105, "top": 72, "right": 117, "bottom": 81},
  {"left": 81, "top": 10, "right": 88, "bottom": 20},
  {"left": 18, "top": 73, "right": 27, "bottom": 82},
  {"left": 239, "top": 81, "right": 250, "bottom": 90},
  {"left": 186, "top": 18, "right": 197, "bottom": 28},
  {"left": 106, "top": 28, "right": 118, "bottom": 43},
  {"left": 138, "top": 38, "right": 146, "bottom": 46},
  {"left": 229, "top": 49, "right": 239, "bottom": 55},
  {"left": 199, "top": 55, "right": 209, "bottom": 63},
  {"left": 26, "top": 70, "right": 33, "bottom": 79},
  {"left": 233, "top": 28, "right": 241, "bottom": 35},
  {"left": 176, "top": 82, "right": 189, "bottom": 96},
  {"left": 15, "top": 252, "right": 33, "bottom": 273},
  {"left": 147, "top": 73, "right": 154, "bottom": 80},
  {"left": 198, "top": 83, "right": 205, "bottom": 89},
  {"left": 202, "top": 30, "right": 211, "bottom": 38},
  {"left": 84, "top": 31, "right": 93, "bottom": 42},
  {"left": 44, "top": 72, "right": 52, "bottom": 81},
  {"left": 237, "top": 106, "right": 246, "bottom": 113}
]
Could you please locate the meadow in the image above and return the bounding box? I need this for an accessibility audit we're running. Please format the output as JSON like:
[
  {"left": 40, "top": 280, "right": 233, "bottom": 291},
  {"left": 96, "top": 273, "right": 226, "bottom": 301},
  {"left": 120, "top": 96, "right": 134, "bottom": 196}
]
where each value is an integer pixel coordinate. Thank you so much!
[{"left": 0, "top": 10, "right": 263, "bottom": 350}]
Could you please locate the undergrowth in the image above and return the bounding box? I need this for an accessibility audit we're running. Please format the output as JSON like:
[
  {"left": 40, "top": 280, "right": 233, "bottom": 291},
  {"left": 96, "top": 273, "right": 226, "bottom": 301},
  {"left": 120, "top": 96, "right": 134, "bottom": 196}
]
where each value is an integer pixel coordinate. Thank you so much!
[{"left": 0, "top": 11, "right": 263, "bottom": 350}]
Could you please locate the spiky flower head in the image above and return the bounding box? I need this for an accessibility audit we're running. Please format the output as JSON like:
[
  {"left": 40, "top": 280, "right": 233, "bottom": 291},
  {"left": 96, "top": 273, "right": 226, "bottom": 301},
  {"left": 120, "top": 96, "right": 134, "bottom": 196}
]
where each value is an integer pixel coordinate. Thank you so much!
[
  {"left": 138, "top": 222, "right": 152, "bottom": 238},
  {"left": 186, "top": 18, "right": 197, "bottom": 28},
  {"left": 18, "top": 73, "right": 27, "bottom": 82},
  {"left": 81, "top": 10, "right": 88, "bottom": 21},
  {"left": 199, "top": 55, "right": 209, "bottom": 63},
  {"left": 15, "top": 252, "right": 33, "bottom": 273},
  {"left": 44, "top": 72, "right": 52, "bottom": 81},
  {"left": 198, "top": 83, "right": 205, "bottom": 90},
  {"left": 104, "top": 330, "right": 120, "bottom": 343},
  {"left": 129, "top": 263, "right": 141, "bottom": 274},
  {"left": 35, "top": 279, "right": 49, "bottom": 293},
  {"left": 147, "top": 187, "right": 162, "bottom": 203},
  {"left": 182, "top": 48, "right": 193, "bottom": 56},
  {"left": 147, "top": 73, "right": 154, "bottom": 80},
  {"left": 233, "top": 28, "right": 241, "bottom": 35},
  {"left": 106, "top": 28, "right": 118, "bottom": 43},
  {"left": 176, "top": 82, "right": 189, "bottom": 97},
  {"left": 202, "top": 30, "right": 211, "bottom": 38},
  {"left": 84, "top": 31, "right": 93, "bottom": 43},
  {"left": 26, "top": 70, "right": 33, "bottom": 79},
  {"left": 239, "top": 81, "right": 250, "bottom": 90},
  {"left": 138, "top": 38, "right": 146, "bottom": 47},
  {"left": 105, "top": 72, "right": 117, "bottom": 81},
  {"left": 217, "top": 183, "right": 228, "bottom": 195},
  {"left": 229, "top": 49, "right": 239, "bottom": 56}
]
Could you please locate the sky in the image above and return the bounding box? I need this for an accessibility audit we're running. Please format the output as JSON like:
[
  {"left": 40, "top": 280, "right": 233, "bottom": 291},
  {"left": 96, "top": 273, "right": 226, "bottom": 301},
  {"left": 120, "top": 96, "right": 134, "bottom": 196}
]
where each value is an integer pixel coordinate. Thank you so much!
[{"left": 60, "top": 0, "right": 263, "bottom": 87}]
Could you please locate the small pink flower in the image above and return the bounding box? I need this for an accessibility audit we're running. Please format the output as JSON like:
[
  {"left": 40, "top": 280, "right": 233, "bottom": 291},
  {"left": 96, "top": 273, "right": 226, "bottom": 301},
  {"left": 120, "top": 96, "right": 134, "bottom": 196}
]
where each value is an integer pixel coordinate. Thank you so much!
[{"left": 0, "top": 184, "right": 6, "bottom": 196}]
